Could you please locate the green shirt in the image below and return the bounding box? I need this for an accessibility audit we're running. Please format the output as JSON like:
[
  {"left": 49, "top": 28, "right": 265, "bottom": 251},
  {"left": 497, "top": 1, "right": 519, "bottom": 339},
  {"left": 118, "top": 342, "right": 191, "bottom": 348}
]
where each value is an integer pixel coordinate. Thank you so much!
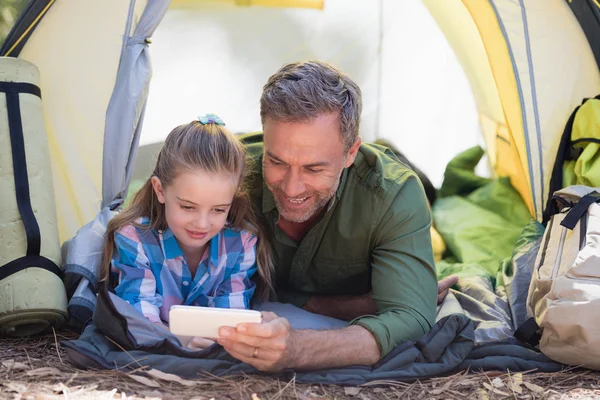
[{"left": 242, "top": 133, "right": 437, "bottom": 357}]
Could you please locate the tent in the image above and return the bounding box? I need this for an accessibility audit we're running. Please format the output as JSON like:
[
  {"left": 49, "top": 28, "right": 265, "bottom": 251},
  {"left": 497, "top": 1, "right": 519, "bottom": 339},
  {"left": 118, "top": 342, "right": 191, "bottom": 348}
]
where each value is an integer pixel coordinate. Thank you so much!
[
  {"left": 2, "top": 0, "right": 599, "bottom": 243},
  {"left": 1, "top": 0, "right": 600, "bottom": 380}
]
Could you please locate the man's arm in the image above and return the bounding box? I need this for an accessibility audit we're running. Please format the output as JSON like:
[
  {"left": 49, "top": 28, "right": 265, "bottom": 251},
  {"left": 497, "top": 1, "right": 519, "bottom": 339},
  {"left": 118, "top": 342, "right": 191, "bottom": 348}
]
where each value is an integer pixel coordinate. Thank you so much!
[
  {"left": 217, "top": 312, "right": 380, "bottom": 371},
  {"left": 302, "top": 275, "right": 459, "bottom": 320},
  {"left": 350, "top": 174, "right": 438, "bottom": 356}
]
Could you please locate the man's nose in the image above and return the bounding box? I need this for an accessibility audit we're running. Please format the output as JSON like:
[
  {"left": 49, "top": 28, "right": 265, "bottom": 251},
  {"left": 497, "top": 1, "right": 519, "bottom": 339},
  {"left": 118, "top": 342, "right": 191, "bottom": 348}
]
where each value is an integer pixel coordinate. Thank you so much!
[{"left": 281, "top": 168, "right": 306, "bottom": 198}]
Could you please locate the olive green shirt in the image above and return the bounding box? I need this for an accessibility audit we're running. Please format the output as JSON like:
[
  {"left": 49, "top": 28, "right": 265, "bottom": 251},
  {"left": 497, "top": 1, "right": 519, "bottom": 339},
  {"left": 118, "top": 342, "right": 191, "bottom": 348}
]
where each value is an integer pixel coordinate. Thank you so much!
[{"left": 242, "top": 133, "right": 437, "bottom": 357}]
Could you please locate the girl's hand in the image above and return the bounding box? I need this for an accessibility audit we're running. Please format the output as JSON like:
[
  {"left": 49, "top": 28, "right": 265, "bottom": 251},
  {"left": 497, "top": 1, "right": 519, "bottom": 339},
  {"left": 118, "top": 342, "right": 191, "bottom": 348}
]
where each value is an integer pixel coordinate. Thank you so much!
[{"left": 185, "top": 336, "right": 215, "bottom": 350}]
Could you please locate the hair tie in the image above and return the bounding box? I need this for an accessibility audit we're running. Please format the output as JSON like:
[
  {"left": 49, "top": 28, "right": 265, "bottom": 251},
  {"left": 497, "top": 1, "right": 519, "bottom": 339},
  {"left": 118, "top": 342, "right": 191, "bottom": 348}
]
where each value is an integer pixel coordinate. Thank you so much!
[{"left": 198, "top": 113, "right": 225, "bottom": 125}]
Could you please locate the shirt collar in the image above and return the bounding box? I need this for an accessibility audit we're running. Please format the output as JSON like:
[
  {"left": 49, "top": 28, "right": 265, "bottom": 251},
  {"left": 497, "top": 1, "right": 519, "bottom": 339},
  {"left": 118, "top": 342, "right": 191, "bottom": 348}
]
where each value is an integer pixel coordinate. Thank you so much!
[{"left": 160, "top": 228, "right": 185, "bottom": 260}]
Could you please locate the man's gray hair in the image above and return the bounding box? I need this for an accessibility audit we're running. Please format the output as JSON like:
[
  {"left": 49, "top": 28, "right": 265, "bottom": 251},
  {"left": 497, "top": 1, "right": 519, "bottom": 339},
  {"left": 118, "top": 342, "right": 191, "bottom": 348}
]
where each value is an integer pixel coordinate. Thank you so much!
[{"left": 260, "top": 60, "right": 362, "bottom": 150}]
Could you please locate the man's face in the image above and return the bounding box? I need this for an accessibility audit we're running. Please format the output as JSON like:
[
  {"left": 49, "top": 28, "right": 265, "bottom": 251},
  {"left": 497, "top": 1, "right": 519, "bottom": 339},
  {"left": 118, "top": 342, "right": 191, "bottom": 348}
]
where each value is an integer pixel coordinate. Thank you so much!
[{"left": 262, "top": 113, "right": 360, "bottom": 223}]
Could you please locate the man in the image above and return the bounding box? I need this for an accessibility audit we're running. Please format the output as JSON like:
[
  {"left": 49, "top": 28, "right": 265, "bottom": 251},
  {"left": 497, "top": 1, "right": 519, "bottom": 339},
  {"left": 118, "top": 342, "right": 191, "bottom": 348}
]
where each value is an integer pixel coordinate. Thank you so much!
[{"left": 217, "top": 61, "right": 456, "bottom": 371}]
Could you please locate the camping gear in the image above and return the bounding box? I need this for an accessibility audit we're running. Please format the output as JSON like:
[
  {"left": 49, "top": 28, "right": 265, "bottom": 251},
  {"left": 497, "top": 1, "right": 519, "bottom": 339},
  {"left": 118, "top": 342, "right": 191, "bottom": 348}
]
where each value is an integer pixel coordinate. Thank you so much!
[
  {"left": 2, "top": 0, "right": 600, "bottom": 379},
  {"left": 518, "top": 186, "right": 600, "bottom": 369},
  {"left": 0, "top": 56, "right": 66, "bottom": 336},
  {"left": 544, "top": 95, "right": 600, "bottom": 222}
]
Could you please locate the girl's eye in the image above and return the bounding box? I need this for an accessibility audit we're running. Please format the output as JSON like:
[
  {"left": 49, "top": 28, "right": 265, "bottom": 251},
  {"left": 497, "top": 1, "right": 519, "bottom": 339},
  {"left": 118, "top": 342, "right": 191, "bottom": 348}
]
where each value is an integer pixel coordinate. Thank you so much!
[
  {"left": 213, "top": 208, "right": 227, "bottom": 214},
  {"left": 180, "top": 205, "right": 194, "bottom": 211}
]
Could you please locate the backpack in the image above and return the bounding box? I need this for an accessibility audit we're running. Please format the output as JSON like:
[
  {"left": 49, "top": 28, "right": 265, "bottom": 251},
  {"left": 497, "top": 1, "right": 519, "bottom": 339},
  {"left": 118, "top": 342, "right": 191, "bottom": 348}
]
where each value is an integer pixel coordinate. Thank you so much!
[
  {"left": 517, "top": 186, "right": 600, "bottom": 368},
  {"left": 544, "top": 95, "right": 600, "bottom": 223}
]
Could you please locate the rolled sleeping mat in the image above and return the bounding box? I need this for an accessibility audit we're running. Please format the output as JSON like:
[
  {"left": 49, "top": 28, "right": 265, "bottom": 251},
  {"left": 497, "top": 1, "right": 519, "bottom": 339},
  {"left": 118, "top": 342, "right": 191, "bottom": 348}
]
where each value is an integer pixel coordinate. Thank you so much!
[{"left": 0, "top": 57, "right": 67, "bottom": 336}]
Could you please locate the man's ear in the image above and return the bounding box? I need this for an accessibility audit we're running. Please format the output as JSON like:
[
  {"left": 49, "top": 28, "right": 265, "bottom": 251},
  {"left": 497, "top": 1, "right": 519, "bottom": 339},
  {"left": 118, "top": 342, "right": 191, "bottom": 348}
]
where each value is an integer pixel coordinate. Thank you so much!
[
  {"left": 151, "top": 176, "right": 166, "bottom": 204},
  {"left": 344, "top": 137, "right": 362, "bottom": 168}
]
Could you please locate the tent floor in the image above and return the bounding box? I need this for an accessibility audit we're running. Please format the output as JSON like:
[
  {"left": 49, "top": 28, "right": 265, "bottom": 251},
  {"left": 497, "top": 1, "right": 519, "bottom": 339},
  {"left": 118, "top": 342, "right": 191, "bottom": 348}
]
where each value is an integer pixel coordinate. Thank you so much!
[{"left": 0, "top": 329, "right": 597, "bottom": 399}]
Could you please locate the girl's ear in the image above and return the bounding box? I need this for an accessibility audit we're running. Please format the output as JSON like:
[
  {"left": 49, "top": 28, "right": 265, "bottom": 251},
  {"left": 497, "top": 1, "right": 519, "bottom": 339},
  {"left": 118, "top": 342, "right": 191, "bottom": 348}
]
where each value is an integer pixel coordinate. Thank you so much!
[{"left": 151, "top": 176, "right": 166, "bottom": 204}]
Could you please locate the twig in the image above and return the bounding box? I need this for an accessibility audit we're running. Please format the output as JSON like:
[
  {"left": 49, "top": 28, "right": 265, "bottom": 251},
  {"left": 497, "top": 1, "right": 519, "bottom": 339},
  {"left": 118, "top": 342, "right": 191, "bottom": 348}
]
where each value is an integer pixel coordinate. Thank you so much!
[
  {"left": 24, "top": 348, "right": 33, "bottom": 370},
  {"left": 52, "top": 327, "right": 64, "bottom": 365},
  {"left": 270, "top": 376, "right": 295, "bottom": 400}
]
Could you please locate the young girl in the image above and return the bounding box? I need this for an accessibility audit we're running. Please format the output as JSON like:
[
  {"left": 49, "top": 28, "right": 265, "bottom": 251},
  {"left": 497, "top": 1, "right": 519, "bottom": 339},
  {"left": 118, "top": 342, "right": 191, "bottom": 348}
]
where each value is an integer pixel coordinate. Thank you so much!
[{"left": 101, "top": 115, "right": 273, "bottom": 348}]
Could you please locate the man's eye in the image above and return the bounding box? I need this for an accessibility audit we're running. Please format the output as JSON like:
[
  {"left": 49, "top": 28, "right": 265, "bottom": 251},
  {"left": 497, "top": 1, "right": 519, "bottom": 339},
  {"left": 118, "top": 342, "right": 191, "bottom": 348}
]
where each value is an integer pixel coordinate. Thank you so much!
[
  {"left": 307, "top": 168, "right": 322, "bottom": 173},
  {"left": 270, "top": 159, "right": 283, "bottom": 166}
]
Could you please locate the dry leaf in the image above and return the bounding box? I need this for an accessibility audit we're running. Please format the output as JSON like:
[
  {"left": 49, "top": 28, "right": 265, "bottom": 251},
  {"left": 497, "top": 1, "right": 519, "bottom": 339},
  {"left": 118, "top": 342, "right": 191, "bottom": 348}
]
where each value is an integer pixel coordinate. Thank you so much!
[
  {"left": 430, "top": 380, "right": 454, "bottom": 395},
  {"left": 139, "top": 390, "right": 164, "bottom": 399},
  {"left": 127, "top": 374, "right": 161, "bottom": 388},
  {"left": 508, "top": 372, "right": 523, "bottom": 394},
  {"left": 146, "top": 369, "right": 199, "bottom": 387},
  {"left": 344, "top": 387, "right": 361, "bottom": 396},
  {"left": 4, "top": 382, "right": 29, "bottom": 393},
  {"left": 483, "top": 382, "right": 510, "bottom": 396},
  {"left": 523, "top": 381, "right": 545, "bottom": 394},
  {"left": 477, "top": 388, "right": 490, "bottom": 400},
  {"left": 491, "top": 377, "right": 505, "bottom": 388},
  {"left": 25, "top": 367, "right": 61, "bottom": 377},
  {"left": 2, "top": 359, "right": 28, "bottom": 370}
]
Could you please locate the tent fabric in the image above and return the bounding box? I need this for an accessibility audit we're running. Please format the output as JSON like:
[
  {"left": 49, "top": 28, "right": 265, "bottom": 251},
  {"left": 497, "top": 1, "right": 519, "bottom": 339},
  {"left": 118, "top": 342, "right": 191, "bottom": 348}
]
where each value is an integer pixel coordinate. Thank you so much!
[
  {"left": 62, "top": 0, "right": 168, "bottom": 323},
  {"left": 14, "top": 0, "right": 148, "bottom": 243},
  {"left": 424, "top": 0, "right": 600, "bottom": 222},
  {"left": 101, "top": 0, "right": 170, "bottom": 209},
  {"left": 0, "top": 0, "right": 54, "bottom": 57},
  {"left": 568, "top": 0, "right": 600, "bottom": 70}
]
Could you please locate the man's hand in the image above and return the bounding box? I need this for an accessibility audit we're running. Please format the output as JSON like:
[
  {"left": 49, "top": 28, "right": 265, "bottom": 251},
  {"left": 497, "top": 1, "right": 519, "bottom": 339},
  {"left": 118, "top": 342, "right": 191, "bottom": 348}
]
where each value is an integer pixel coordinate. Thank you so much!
[
  {"left": 217, "top": 312, "right": 294, "bottom": 372},
  {"left": 437, "top": 275, "right": 459, "bottom": 304}
]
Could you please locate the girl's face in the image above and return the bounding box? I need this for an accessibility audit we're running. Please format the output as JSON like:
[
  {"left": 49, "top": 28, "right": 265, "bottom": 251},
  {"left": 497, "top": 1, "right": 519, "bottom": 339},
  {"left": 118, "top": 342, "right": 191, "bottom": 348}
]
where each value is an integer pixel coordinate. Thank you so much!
[{"left": 151, "top": 169, "right": 238, "bottom": 259}]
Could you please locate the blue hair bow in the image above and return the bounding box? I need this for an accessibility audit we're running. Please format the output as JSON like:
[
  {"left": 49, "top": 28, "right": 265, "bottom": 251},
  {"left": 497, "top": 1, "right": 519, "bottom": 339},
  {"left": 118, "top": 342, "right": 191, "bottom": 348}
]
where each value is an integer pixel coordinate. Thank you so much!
[{"left": 198, "top": 113, "right": 225, "bottom": 126}]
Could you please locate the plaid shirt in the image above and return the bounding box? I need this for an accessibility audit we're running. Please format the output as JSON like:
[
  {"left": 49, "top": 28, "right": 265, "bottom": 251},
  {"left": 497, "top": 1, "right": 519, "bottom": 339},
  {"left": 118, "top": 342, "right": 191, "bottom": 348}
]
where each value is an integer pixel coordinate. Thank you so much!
[{"left": 111, "top": 218, "right": 258, "bottom": 324}]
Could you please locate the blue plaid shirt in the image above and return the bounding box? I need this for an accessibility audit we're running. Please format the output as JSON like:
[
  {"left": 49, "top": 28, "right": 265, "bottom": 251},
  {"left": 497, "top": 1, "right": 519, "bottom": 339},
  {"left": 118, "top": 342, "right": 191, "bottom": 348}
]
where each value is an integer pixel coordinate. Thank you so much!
[{"left": 111, "top": 218, "right": 258, "bottom": 324}]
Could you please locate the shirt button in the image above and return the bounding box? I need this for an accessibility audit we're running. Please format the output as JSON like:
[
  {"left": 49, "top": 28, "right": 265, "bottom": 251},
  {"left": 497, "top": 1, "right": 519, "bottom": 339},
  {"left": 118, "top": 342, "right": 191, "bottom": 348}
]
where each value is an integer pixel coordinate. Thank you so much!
[{"left": 182, "top": 281, "right": 190, "bottom": 286}]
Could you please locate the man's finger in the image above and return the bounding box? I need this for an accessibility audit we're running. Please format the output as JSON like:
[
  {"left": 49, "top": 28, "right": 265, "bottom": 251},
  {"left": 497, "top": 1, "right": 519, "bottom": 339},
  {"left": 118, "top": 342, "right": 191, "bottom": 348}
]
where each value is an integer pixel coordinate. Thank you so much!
[
  {"left": 224, "top": 347, "right": 276, "bottom": 371},
  {"left": 235, "top": 317, "right": 290, "bottom": 338},
  {"left": 437, "top": 289, "right": 449, "bottom": 305},
  {"left": 218, "top": 331, "right": 267, "bottom": 348},
  {"left": 260, "top": 311, "right": 278, "bottom": 323},
  {"left": 221, "top": 341, "right": 279, "bottom": 362},
  {"left": 438, "top": 275, "right": 459, "bottom": 294}
]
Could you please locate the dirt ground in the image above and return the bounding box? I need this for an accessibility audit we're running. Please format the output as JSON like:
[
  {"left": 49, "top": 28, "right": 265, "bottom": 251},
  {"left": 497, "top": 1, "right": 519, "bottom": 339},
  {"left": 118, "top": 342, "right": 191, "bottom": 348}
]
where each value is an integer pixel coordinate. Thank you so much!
[{"left": 1, "top": 331, "right": 599, "bottom": 400}]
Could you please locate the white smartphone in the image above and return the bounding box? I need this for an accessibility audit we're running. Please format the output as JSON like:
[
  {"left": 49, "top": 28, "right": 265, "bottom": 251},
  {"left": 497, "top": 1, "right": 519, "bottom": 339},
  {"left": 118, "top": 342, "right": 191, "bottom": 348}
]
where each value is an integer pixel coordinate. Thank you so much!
[{"left": 168, "top": 305, "right": 262, "bottom": 339}]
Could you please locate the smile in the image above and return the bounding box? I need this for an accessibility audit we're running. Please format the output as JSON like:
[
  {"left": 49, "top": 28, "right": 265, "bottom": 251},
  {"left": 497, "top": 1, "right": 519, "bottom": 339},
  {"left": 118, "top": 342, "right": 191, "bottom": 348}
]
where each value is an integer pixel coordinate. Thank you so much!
[
  {"left": 288, "top": 197, "right": 308, "bottom": 204},
  {"left": 186, "top": 230, "right": 208, "bottom": 239}
]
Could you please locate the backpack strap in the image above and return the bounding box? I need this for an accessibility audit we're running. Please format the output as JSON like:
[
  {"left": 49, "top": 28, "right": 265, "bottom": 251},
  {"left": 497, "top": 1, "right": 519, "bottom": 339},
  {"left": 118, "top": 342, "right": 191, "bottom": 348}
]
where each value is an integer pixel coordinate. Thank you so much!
[
  {"left": 561, "top": 191, "right": 600, "bottom": 230},
  {"left": 0, "top": 82, "right": 62, "bottom": 280},
  {"left": 515, "top": 317, "right": 541, "bottom": 347}
]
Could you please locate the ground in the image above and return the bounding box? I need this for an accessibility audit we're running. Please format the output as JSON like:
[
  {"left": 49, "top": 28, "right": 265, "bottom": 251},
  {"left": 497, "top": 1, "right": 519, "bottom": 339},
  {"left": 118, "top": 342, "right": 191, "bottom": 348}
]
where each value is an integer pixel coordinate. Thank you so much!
[{"left": 1, "top": 331, "right": 599, "bottom": 400}]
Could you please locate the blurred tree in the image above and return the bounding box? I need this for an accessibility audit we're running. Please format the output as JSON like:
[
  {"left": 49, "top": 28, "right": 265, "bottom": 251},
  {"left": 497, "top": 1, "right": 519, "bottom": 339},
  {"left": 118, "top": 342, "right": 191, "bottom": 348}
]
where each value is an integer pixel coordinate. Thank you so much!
[{"left": 0, "top": 0, "right": 29, "bottom": 46}]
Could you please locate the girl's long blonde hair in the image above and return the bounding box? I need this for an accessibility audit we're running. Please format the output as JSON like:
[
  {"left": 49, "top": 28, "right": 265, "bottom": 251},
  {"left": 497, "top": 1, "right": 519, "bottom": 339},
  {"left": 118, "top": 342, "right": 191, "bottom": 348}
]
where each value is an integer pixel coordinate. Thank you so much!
[{"left": 101, "top": 121, "right": 273, "bottom": 300}]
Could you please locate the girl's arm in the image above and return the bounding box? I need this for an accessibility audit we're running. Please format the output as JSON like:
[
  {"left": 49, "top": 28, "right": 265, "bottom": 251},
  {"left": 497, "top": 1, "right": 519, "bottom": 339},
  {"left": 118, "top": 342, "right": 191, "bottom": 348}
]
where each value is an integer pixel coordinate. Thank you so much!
[
  {"left": 111, "top": 226, "right": 163, "bottom": 323},
  {"left": 212, "top": 231, "right": 259, "bottom": 310}
]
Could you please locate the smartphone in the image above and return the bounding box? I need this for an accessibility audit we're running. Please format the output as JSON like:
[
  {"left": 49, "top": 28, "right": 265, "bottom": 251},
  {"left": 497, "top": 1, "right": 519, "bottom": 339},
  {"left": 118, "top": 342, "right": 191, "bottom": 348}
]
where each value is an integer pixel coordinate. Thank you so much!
[{"left": 169, "top": 305, "right": 262, "bottom": 339}]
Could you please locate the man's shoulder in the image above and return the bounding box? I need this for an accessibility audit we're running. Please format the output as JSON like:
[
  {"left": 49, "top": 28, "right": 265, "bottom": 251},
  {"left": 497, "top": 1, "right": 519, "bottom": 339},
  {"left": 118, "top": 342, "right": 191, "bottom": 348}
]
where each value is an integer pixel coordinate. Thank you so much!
[
  {"left": 238, "top": 132, "right": 264, "bottom": 159},
  {"left": 351, "top": 142, "right": 419, "bottom": 195}
]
